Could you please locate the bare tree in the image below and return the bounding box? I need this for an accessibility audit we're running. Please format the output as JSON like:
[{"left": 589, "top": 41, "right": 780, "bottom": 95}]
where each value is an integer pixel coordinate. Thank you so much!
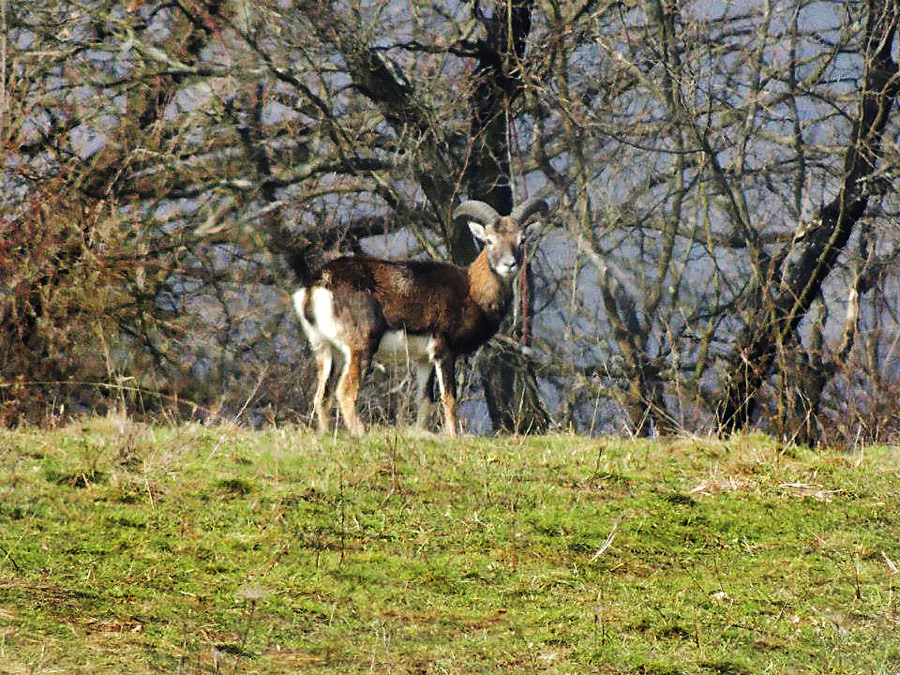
[
  {"left": 3, "top": 0, "right": 900, "bottom": 441},
  {"left": 520, "top": 0, "right": 900, "bottom": 441},
  {"left": 716, "top": 0, "right": 900, "bottom": 439}
]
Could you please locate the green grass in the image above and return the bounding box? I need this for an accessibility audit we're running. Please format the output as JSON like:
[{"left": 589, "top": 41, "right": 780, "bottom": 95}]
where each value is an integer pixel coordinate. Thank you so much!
[{"left": 0, "top": 417, "right": 898, "bottom": 673}]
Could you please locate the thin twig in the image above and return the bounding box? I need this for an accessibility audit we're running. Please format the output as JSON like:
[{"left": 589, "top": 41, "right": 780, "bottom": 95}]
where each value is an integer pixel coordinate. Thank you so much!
[
  {"left": 0, "top": 544, "right": 22, "bottom": 572},
  {"left": 232, "top": 366, "right": 269, "bottom": 423},
  {"left": 589, "top": 517, "right": 620, "bottom": 562}
]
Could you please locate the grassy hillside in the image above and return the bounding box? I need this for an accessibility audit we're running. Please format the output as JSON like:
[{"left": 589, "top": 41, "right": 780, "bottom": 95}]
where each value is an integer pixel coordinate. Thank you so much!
[{"left": 0, "top": 418, "right": 898, "bottom": 673}]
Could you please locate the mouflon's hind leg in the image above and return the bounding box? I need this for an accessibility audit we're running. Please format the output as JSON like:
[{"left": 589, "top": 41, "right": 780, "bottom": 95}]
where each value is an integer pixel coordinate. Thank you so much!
[
  {"left": 335, "top": 348, "right": 367, "bottom": 436},
  {"left": 433, "top": 354, "right": 458, "bottom": 437},
  {"left": 311, "top": 345, "right": 335, "bottom": 433},
  {"left": 294, "top": 287, "right": 338, "bottom": 433}
]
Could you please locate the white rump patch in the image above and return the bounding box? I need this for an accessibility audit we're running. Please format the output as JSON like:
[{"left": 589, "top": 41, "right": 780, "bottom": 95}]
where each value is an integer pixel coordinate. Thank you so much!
[{"left": 293, "top": 286, "right": 343, "bottom": 347}]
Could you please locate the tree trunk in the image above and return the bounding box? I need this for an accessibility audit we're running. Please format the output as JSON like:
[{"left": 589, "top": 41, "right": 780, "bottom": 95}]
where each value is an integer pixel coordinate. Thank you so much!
[
  {"left": 464, "top": 0, "right": 550, "bottom": 433},
  {"left": 716, "top": 0, "right": 900, "bottom": 435}
]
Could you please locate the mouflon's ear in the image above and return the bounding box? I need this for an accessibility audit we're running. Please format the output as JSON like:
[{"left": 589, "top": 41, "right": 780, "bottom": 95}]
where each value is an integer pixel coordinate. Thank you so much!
[{"left": 467, "top": 220, "right": 488, "bottom": 242}]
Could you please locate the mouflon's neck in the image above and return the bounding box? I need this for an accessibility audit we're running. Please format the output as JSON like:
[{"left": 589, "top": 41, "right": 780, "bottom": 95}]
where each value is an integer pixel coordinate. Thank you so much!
[{"left": 467, "top": 249, "right": 514, "bottom": 315}]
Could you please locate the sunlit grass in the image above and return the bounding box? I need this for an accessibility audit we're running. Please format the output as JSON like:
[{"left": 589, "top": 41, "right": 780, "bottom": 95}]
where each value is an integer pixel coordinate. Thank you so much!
[{"left": 0, "top": 418, "right": 898, "bottom": 673}]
